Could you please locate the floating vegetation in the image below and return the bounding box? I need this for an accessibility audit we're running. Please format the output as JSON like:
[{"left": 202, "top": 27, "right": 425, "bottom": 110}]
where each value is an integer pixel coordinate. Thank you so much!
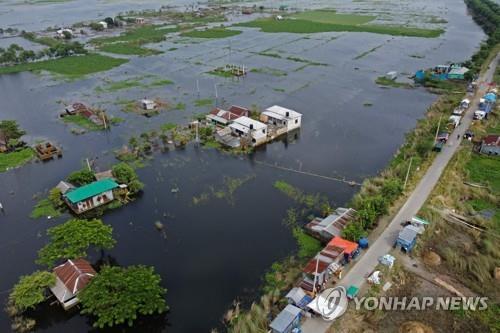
[
  {"left": 181, "top": 27, "right": 241, "bottom": 38},
  {"left": 193, "top": 175, "right": 255, "bottom": 205},
  {"left": 353, "top": 44, "right": 384, "bottom": 60},
  {"left": 96, "top": 77, "right": 174, "bottom": 93},
  {"left": 0, "top": 54, "right": 128, "bottom": 77},
  {"left": 194, "top": 98, "right": 214, "bottom": 107},
  {"left": 250, "top": 67, "right": 287, "bottom": 77},
  {"left": 375, "top": 76, "right": 413, "bottom": 88}
]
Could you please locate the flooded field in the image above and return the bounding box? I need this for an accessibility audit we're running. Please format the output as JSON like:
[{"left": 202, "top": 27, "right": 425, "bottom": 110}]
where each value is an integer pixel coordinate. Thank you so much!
[{"left": 0, "top": 0, "right": 486, "bottom": 332}]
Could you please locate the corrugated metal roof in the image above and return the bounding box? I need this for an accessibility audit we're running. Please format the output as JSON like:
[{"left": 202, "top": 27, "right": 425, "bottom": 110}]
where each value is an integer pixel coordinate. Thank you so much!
[
  {"left": 53, "top": 259, "right": 96, "bottom": 294},
  {"left": 265, "top": 105, "right": 302, "bottom": 118},
  {"left": 269, "top": 304, "right": 301, "bottom": 332},
  {"left": 65, "top": 178, "right": 118, "bottom": 203}
]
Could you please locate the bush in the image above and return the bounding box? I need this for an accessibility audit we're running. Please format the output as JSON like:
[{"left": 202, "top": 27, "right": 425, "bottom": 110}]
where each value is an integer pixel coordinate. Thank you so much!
[
  {"left": 112, "top": 162, "right": 144, "bottom": 194},
  {"left": 67, "top": 169, "right": 95, "bottom": 186},
  {"left": 8, "top": 271, "right": 55, "bottom": 314}
]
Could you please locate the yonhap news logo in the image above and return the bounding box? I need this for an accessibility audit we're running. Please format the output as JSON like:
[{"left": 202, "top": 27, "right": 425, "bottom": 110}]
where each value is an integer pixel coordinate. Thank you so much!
[{"left": 316, "top": 286, "right": 348, "bottom": 321}]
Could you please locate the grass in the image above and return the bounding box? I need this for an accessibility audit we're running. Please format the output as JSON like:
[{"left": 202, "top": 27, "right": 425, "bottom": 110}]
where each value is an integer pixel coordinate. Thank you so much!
[
  {"left": 180, "top": 27, "right": 241, "bottom": 38},
  {"left": 0, "top": 54, "right": 127, "bottom": 77},
  {"left": 465, "top": 154, "right": 500, "bottom": 193},
  {"left": 292, "top": 10, "right": 376, "bottom": 25},
  {"left": 161, "top": 123, "right": 177, "bottom": 132},
  {"left": 285, "top": 56, "right": 327, "bottom": 66},
  {"left": 250, "top": 67, "right": 287, "bottom": 77},
  {"left": 235, "top": 18, "right": 443, "bottom": 38},
  {"left": 92, "top": 25, "right": 178, "bottom": 56},
  {"left": 97, "top": 77, "right": 173, "bottom": 92},
  {"left": 0, "top": 148, "right": 35, "bottom": 172},
  {"left": 354, "top": 44, "right": 384, "bottom": 60},
  {"left": 258, "top": 51, "right": 282, "bottom": 58},
  {"left": 292, "top": 227, "right": 322, "bottom": 259},
  {"left": 92, "top": 25, "right": 178, "bottom": 45},
  {"left": 375, "top": 76, "right": 413, "bottom": 88},
  {"left": 61, "top": 115, "right": 103, "bottom": 131},
  {"left": 30, "top": 198, "right": 61, "bottom": 219},
  {"left": 194, "top": 98, "right": 213, "bottom": 107},
  {"left": 98, "top": 43, "right": 162, "bottom": 56},
  {"left": 207, "top": 69, "right": 234, "bottom": 78}
]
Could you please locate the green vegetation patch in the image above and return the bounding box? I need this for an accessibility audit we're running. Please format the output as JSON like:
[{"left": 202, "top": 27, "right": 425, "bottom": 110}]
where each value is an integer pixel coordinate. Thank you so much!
[
  {"left": 250, "top": 67, "right": 287, "bottom": 77},
  {"left": 375, "top": 76, "right": 413, "bottom": 88},
  {"left": 62, "top": 115, "right": 104, "bottom": 131},
  {"left": 194, "top": 98, "right": 213, "bottom": 107},
  {"left": 30, "top": 198, "right": 62, "bottom": 219},
  {"left": 293, "top": 228, "right": 322, "bottom": 259},
  {"left": 98, "top": 43, "right": 162, "bottom": 56},
  {"left": 292, "top": 10, "right": 376, "bottom": 25},
  {"left": 0, "top": 148, "right": 34, "bottom": 172},
  {"left": 180, "top": 27, "right": 241, "bottom": 38},
  {"left": 92, "top": 25, "right": 178, "bottom": 56},
  {"left": 235, "top": 18, "right": 443, "bottom": 38},
  {"left": 466, "top": 154, "right": 500, "bottom": 193},
  {"left": 0, "top": 54, "right": 127, "bottom": 77}
]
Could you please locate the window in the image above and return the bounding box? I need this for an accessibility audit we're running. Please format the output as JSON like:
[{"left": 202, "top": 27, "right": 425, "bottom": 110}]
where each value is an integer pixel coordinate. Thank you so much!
[
  {"left": 262, "top": 129, "right": 266, "bottom": 134},
  {"left": 295, "top": 119, "right": 298, "bottom": 124}
]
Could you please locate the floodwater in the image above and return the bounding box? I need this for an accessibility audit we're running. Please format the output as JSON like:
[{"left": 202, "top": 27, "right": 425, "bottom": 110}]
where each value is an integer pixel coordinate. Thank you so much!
[{"left": 0, "top": 0, "right": 485, "bottom": 332}]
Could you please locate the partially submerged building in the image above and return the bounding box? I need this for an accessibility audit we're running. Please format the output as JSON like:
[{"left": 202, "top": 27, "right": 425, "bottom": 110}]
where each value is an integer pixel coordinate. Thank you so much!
[
  {"left": 261, "top": 105, "right": 302, "bottom": 133},
  {"left": 305, "top": 208, "right": 357, "bottom": 241},
  {"left": 141, "top": 99, "right": 156, "bottom": 110},
  {"left": 49, "top": 259, "right": 96, "bottom": 310},
  {"left": 229, "top": 116, "right": 268, "bottom": 146},
  {"left": 63, "top": 178, "right": 120, "bottom": 214}
]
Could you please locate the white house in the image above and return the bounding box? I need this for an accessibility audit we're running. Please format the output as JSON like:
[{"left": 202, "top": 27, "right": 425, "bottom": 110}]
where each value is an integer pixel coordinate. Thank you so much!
[
  {"left": 229, "top": 116, "right": 268, "bottom": 146},
  {"left": 262, "top": 105, "right": 302, "bottom": 132},
  {"left": 141, "top": 99, "right": 156, "bottom": 110},
  {"left": 49, "top": 259, "right": 96, "bottom": 310},
  {"left": 98, "top": 21, "right": 108, "bottom": 29}
]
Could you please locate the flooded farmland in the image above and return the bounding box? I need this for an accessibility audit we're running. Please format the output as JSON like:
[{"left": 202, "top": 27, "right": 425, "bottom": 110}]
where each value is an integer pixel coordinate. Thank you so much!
[{"left": 0, "top": 0, "right": 486, "bottom": 332}]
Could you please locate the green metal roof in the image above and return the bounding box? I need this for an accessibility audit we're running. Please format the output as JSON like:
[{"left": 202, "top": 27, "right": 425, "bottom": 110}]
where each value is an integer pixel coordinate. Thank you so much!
[{"left": 65, "top": 178, "right": 119, "bottom": 204}]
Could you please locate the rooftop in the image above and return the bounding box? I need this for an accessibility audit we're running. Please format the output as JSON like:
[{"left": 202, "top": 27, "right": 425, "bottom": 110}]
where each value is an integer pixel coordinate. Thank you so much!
[
  {"left": 269, "top": 304, "right": 301, "bottom": 332},
  {"left": 65, "top": 178, "right": 119, "bottom": 204},
  {"left": 483, "top": 135, "right": 500, "bottom": 146},
  {"left": 232, "top": 116, "right": 267, "bottom": 130},
  {"left": 328, "top": 236, "right": 358, "bottom": 255},
  {"left": 53, "top": 258, "right": 96, "bottom": 294},
  {"left": 265, "top": 105, "right": 302, "bottom": 119}
]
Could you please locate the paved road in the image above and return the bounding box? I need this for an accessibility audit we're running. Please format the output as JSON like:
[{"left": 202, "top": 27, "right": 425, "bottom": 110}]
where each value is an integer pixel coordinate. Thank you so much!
[{"left": 301, "top": 53, "right": 499, "bottom": 333}]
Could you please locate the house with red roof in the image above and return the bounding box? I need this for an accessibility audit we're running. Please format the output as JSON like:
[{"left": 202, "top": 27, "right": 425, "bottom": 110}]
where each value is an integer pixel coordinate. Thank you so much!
[
  {"left": 49, "top": 259, "right": 96, "bottom": 310},
  {"left": 328, "top": 236, "right": 359, "bottom": 262},
  {"left": 479, "top": 134, "right": 500, "bottom": 156}
]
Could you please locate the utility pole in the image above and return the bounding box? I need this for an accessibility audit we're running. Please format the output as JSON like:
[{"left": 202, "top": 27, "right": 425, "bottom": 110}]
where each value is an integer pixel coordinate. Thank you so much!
[
  {"left": 403, "top": 157, "right": 413, "bottom": 190},
  {"left": 196, "top": 79, "right": 200, "bottom": 97},
  {"left": 214, "top": 82, "right": 218, "bottom": 107},
  {"left": 102, "top": 113, "right": 107, "bottom": 130},
  {"left": 434, "top": 116, "right": 442, "bottom": 142},
  {"left": 312, "top": 255, "right": 320, "bottom": 297},
  {"left": 86, "top": 158, "right": 91, "bottom": 172}
]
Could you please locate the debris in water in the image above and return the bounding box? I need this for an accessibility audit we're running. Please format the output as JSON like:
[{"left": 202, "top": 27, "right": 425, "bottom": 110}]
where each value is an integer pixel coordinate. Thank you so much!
[
  {"left": 171, "top": 187, "right": 179, "bottom": 193},
  {"left": 155, "top": 221, "right": 164, "bottom": 230}
]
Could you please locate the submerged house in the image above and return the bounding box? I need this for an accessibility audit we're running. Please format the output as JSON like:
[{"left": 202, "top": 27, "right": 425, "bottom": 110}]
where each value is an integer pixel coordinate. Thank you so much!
[
  {"left": 229, "top": 116, "right": 268, "bottom": 146},
  {"left": 49, "top": 259, "right": 96, "bottom": 310},
  {"left": 305, "top": 208, "right": 357, "bottom": 241},
  {"left": 63, "top": 178, "right": 119, "bottom": 214},
  {"left": 261, "top": 105, "right": 302, "bottom": 133}
]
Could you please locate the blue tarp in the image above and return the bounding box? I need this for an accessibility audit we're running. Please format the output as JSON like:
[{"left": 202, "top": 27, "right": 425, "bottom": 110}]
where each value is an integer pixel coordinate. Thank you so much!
[{"left": 484, "top": 93, "right": 496, "bottom": 102}]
